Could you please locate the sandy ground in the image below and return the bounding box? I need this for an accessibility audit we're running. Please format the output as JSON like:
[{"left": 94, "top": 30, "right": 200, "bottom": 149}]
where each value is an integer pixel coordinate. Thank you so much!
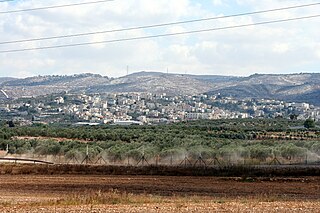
[
  {"left": 0, "top": 175, "right": 319, "bottom": 212},
  {"left": 1, "top": 202, "right": 320, "bottom": 213}
]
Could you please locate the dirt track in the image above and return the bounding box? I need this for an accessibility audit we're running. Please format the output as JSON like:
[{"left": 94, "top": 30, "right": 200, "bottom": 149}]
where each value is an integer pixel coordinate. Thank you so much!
[{"left": 0, "top": 175, "right": 319, "bottom": 212}]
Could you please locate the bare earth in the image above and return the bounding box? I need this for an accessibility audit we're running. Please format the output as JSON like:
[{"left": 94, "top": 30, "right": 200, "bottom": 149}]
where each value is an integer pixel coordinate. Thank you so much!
[{"left": 0, "top": 175, "right": 319, "bottom": 212}]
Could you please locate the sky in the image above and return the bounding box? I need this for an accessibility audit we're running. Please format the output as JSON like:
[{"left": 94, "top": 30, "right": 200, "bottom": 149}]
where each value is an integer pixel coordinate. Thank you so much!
[{"left": 0, "top": 0, "right": 319, "bottom": 78}]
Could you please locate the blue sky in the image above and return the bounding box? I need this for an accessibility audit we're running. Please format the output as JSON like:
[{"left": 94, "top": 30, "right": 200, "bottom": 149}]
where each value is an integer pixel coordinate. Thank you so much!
[{"left": 0, "top": 0, "right": 319, "bottom": 78}]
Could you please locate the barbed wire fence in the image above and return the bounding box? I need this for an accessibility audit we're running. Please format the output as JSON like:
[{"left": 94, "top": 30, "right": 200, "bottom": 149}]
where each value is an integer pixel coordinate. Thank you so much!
[
  {"left": 50, "top": 151, "right": 320, "bottom": 167},
  {"left": 1, "top": 148, "right": 320, "bottom": 167}
]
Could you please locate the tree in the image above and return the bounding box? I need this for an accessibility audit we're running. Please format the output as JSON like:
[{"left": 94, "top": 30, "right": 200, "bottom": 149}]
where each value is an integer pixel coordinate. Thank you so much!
[
  {"left": 304, "top": 118, "right": 315, "bottom": 129},
  {"left": 8, "top": 120, "right": 15, "bottom": 128},
  {"left": 289, "top": 114, "right": 298, "bottom": 120}
]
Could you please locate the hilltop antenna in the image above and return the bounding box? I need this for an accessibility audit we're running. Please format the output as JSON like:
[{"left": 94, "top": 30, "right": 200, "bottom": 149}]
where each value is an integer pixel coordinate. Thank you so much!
[
  {"left": 126, "top": 65, "right": 129, "bottom": 75},
  {"left": 167, "top": 68, "right": 169, "bottom": 74}
]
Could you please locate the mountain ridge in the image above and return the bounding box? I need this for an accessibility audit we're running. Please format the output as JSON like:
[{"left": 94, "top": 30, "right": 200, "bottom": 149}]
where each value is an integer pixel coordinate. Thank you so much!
[{"left": 1, "top": 72, "right": 320, "bottom": 105}]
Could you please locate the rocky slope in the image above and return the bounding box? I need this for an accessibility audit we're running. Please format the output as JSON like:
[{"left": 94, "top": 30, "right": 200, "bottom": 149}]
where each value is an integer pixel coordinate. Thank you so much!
[
  {"left": 207, "top": 73, "right": 320, "bottom": 105},
  {"left": 0, "top": 77, "right": 16, "bottom": 85},
  {"left": 1, "top": 72, "right": 320, "bottom": 105},
  {"left": 0, "top": 73, "right": 110, "bottom": 98},
  {"left": 86, "top": 72, "right": 214, "bottom": 95}
]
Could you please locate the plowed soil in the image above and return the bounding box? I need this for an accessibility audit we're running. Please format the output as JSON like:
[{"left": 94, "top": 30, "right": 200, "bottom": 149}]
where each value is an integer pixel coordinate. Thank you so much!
[{"left": 0, "top": 175, "right": 319, "bottom": 212}]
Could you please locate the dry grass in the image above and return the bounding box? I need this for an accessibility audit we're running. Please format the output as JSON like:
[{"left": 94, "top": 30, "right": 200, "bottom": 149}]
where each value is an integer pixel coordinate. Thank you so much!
[
  {"left": 51, "top": 189, "right": 166, "bottom": 206},
  {"left": 0, "top": 173, "right": 319, "bottom": 212},
  {"left": 0, "top": 189, "right": 315, "bottom": 207},
  {"left": 1, "top": 192, "right": 320, "bottom": 213}
]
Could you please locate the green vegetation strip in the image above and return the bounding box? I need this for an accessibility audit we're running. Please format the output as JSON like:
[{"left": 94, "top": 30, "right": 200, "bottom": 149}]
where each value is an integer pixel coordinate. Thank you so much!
[{"left": 0, "top": 119, "right": 319, "bottom": 165}]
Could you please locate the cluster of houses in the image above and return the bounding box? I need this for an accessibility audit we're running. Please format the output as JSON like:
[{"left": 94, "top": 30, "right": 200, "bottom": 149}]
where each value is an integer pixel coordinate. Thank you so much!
[{"left": 0, "top": 92, "right": 319, "bottom": 125}]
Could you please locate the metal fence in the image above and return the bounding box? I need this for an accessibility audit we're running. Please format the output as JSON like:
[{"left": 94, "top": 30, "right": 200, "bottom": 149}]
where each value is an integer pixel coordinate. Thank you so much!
[{"left": 1, "top": 153, "right": 317, "bottom": 167}]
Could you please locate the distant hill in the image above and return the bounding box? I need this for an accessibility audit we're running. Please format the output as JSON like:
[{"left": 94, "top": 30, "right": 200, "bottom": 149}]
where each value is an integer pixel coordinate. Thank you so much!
[
  {"left": 207, "top": 73, "right": 320, "bottom": 105},
  {"left": 0, "top": 73, "right": 110, "bottom": 98},
  {"left": 1, "top": 72, "right": 320, "bottom": 105},
  {"left": 0, "top": 77, "right": 17, "bottom": 85},
  {"left": 188, "top": 74, "right": 241, "bottom": 83},
  {"left": 87, "top": 71, "right": 214, "bottom": 95}
]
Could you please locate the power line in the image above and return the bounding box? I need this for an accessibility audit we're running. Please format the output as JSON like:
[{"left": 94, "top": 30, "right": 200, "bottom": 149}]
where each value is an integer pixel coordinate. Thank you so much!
[
  {"left": 0, "top": 0, "right": 114, "bottom": 14},
  {"left": 0, "top": 2, "right": 319, "bottom": 45},
  {"left": 0, "top": 14, "right": 319, "bottom": 54}
]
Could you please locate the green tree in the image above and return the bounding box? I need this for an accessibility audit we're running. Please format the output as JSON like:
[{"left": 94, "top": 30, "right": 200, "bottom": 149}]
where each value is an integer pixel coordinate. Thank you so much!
[
  {"left": 289, "top": 114, "right": 298, "bottom": 120},
  {"left": 304, "top": 118, "right": 315, "bottom": 129}
]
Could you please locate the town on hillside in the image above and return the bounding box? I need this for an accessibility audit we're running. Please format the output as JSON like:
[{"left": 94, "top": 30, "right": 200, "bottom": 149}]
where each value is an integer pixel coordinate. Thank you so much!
[{"left": 0, "top": 92, "right": 318, "bottom": 126}]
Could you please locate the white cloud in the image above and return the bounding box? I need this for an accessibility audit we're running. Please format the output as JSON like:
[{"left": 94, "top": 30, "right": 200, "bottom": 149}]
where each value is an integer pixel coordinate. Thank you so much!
[
  {"left": 212, "top": 0, "right": 223, "bottom": 6},
  {"left": 272, "top": 43, "right": 289, "bottom": 54},
  {"left": 0, "top": 0, "right": 319, "bottom": 78}
]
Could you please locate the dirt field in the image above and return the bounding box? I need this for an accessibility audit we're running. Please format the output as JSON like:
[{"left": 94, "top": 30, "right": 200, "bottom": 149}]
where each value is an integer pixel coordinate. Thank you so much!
[{"left": 0, "top": 175, "right": 319, "bottom": 212}]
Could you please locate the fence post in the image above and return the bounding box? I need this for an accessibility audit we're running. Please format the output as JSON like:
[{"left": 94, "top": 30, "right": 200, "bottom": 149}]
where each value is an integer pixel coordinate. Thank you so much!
[{"left": 305, "top": 154, "right": 308, "bottom": 165}]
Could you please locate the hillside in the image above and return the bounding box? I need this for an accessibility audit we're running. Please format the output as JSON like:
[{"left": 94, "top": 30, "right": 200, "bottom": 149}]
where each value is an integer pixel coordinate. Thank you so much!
[
  {"left": 87, "top": 72, "right": 215, "bottom": 95},
  {"left": 207, "top": 73, "right": 320, "bottom": 105},
  {"left": 1, "top": 72, "right": 320, "bottom": 105},
  {"left": 0, "top": 77, "right": 17, "bottom": 85},
  {"left": 0, "top": 73, "right": 110, "bottom": 98}
]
